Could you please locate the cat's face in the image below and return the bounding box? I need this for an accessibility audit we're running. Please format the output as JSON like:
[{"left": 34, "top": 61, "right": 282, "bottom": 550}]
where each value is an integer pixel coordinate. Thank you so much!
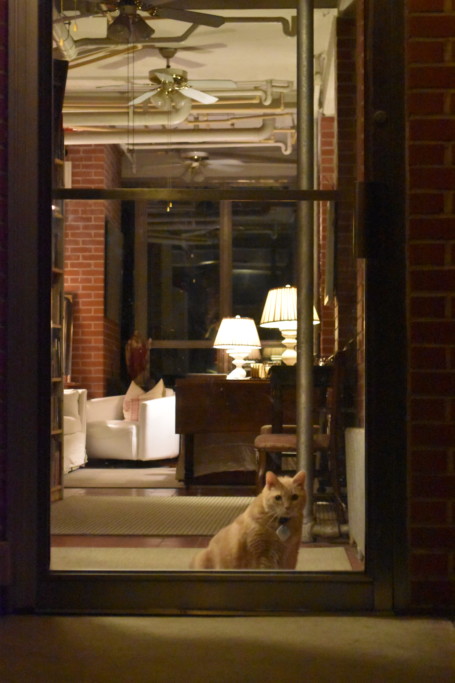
[{"left": 262, "top": 471, "right": 306, "bottom": 519}]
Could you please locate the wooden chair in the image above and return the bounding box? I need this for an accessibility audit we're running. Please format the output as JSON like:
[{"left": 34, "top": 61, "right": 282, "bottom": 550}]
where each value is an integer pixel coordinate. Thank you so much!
[{"left": 254, "top": 351, "right": 347, "bottom": 524}]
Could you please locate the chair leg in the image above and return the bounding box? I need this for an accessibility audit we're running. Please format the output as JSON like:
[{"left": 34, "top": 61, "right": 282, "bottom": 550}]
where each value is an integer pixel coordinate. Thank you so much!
[{"left": 256, "top": 449, "right": 267, "bottom": 493}]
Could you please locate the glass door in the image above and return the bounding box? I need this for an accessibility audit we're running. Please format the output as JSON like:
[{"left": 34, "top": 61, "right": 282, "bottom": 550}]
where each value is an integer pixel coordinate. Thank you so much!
[{"left": 6, "top": 0, "right": 407, "bottom": 614}]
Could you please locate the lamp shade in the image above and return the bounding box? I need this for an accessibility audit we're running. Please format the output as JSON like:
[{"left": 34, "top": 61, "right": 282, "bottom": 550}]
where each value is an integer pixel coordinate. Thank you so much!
[
  {"left": 213, "top": 316, "right": 261, "bottom": 350},
  {"left": 260, "top": 285, "right": 320, "bottom": 328},
  {"left": 260, "top": 285, "right": 297, "bottom": 329}
]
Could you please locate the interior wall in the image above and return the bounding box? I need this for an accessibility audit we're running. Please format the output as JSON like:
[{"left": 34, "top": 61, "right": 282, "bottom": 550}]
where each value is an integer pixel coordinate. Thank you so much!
[
  {"left": 355, "top": 1, "right": 366, "bottom": 428},
  {"left": 64, "top": 145, "right": 122, "bottom": 397},
  {"left": 318, "top": 114, "right": 337, "bottom": 358},
  {"left": 335, "top": 15, "right": 358, "bottom": 354}
]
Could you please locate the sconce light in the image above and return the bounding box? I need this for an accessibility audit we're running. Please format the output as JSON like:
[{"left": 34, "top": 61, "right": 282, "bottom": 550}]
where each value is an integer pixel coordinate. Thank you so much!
[
  {"left": 260, "top": 285, "right": 320, "bottom": 366},
  {"left": 213, "top": 315, "right": 261, "bottom": 379}
]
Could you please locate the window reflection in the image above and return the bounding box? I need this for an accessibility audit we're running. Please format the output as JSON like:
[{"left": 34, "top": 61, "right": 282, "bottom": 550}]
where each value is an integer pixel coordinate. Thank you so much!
[{"left": 147, "top": 200, "right": 296, "bottom": 379}]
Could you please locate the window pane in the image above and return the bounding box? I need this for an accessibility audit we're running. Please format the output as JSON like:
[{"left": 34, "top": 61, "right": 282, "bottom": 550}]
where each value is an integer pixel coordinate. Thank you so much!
[{"left": 148, "top": 201, "right": 220, "bottom": 341}]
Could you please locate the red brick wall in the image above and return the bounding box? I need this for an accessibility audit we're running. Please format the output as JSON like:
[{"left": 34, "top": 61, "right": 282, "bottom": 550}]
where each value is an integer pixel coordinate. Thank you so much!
[
  {"left": 406, "top": 0, "right": 455, "bottom": 609},
  {"left": 355, "top": 1, "right": 366, "bottom": 428},
  {"left": 318, "top": 115, "right": 336, "bottom": 358},
  {"left": 335, "top": 16, "right": 358, "bottom": 353},
  {"left": 64, "top": 145, "right": 121, "bottom": 397}
]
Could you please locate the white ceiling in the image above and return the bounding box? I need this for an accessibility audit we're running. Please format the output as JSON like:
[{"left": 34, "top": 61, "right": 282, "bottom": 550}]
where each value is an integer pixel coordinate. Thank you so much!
[{"left": 55, "top": 2, "right": 341, "bottom": 187}]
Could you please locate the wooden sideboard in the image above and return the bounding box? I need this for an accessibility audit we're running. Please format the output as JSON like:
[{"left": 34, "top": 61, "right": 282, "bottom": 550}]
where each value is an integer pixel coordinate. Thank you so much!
[
  {"left": 175, "top": 367, "right": 334, "bottom": 484},
  {"left": 175, "top": 374, "right": 271, "bottom": 484},
  {"left": 175, "top": 374, "right": 292, "bottom": 484}
]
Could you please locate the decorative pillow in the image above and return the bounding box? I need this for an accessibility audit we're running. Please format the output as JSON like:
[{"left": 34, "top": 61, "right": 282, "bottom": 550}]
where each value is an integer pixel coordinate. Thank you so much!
[
  {"left": 123, "top": 381, "right": 145, "bottom": 421},
  {"left": 63, "top": 390, "right": 80, "bottom": 419},
  {"left": 123, "top": 379, "right": 165, "bottom": 421},
  {"left": 142, "top": 378, "right": 165, "bottom": 401}
]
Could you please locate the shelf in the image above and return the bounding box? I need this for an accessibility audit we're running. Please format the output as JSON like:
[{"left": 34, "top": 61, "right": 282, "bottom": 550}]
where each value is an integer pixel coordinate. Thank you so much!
[{"left": 50, "top": 193, "right": 64, "bottom": 502}]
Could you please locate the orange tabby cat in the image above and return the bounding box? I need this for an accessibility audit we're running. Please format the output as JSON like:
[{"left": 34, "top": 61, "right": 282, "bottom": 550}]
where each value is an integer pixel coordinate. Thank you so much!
[{"left": 189, "top": 470, "right": 306, "bottom": 570}]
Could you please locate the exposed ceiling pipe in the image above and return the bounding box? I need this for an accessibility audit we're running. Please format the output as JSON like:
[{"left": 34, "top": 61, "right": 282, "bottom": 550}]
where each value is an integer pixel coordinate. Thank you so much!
[
  {"left": 63, "top": 98, "right": 192, "bottom": 127},
  {"left": 124, "top": 138, "right": 294, "bottom": 156},
  {"left": 71, "top": 23, "right": 200, "bottom": 49},
  {"left": 63, "top": 92, "right": 271, "bottom": 126},
  {"left": 222, "top": 16, "right": 296, "bottom": 37},
  {"left": 208, "top": 85, "right": 275, "bottom": 106},
  {"left": 64, "top": 80, "right": 291, "bottom": 110},
  {"left": 64, "top": 118, "right": 275, "bottom": 145}
]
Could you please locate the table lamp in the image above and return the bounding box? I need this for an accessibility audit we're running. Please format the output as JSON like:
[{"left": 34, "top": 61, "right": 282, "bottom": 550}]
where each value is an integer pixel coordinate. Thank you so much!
[
  {"left": 213, "top": 315, "right": 261, "bottom": 379},
  {"left": 260, "top": 285, "right": 320, "bottom": 366}
]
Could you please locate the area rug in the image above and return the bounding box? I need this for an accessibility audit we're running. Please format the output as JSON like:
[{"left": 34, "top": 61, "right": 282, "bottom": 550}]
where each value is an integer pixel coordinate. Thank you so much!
[
  {"left": 50, "top": 546, "right": 352, "bottom": 572},
  {"left": 51, "top": 495, "right": 254, "bottom": 536},
  {"left": 64, "top": 466, "right": 183, "bottom": 489}
]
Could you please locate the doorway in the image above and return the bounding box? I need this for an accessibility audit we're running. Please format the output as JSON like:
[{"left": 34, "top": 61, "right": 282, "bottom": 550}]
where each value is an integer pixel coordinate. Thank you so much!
[{"left": 6, "top": 0, "right": 407, "bottom": 613}]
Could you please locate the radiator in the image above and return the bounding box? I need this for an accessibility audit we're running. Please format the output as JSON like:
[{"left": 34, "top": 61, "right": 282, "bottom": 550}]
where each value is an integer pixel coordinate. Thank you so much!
[{"left": 345, "top": 427, "right": 365, "bottom": 559}]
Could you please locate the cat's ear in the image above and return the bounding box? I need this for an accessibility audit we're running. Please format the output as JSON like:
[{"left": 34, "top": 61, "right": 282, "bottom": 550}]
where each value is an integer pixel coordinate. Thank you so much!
[
  {"left": 265, "top": 471, "right": 279, "bottom": 488},
  {"left": 293, "top": 470, "right": 306, "bottom": 488}
]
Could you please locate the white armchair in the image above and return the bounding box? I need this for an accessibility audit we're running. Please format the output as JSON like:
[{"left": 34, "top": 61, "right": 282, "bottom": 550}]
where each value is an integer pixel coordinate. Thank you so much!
[
  {"left": 63, "top": 388, "right": 88, "bottom": 473},
  {"left": 86, "top": 388, "right": 180, "bottom": 462}
]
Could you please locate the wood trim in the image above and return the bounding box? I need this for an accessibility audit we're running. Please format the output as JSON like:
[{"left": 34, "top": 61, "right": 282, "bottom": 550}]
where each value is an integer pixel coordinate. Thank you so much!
[
  {"left": 363, "top": 0, "right": 408, "bottom": 611},
  {"left": 5, "top": 0, "right": 404, "bottom": 615}
]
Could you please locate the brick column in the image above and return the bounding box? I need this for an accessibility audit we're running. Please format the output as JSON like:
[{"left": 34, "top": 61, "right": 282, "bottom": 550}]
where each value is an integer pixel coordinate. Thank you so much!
[
  {"left": 318, "top": 114, "right": 336, "bottom": 358},
  {"left": 406, "top": 0, "right": 455, "bottom": 610},
  {"left": 64, "top": 145, "right": 122, "bottom": 397},
  {"left": 335, "top": 16, "right": 358, "bottom": 351}
]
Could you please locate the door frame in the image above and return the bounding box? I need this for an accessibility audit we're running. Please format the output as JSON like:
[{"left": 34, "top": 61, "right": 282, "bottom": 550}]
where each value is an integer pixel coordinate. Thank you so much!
[{"left": 6, "top": 0, "right": 407, "bottom": 614}]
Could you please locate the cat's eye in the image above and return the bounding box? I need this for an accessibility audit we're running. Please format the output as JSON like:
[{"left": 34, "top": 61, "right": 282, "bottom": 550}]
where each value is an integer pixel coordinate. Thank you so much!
[
  {"left": 275, "top": 495, "right": 282, "bottom": 501},
  {"left": 291, "top": 494, "right": 299, "bottom": 501}
]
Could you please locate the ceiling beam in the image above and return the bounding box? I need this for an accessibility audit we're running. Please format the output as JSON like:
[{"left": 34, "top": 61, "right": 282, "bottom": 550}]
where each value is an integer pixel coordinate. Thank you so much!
[{"left": 54, "top": 187, "right": 340, "bottom": 201}]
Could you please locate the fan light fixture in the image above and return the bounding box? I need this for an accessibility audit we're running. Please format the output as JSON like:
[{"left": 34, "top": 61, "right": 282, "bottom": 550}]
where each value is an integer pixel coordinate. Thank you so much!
[
  {"left": 213, "top": 316, "right": 261, "bottom": 380},
  {"left": 149, "top": 87, "right": 187, "bottom": 111},
  {"left": 107, "top": 1, "right": 154, "bottom": 43},
  {"left": 260, "top": 285, "right": 320, "bottom": 366}
]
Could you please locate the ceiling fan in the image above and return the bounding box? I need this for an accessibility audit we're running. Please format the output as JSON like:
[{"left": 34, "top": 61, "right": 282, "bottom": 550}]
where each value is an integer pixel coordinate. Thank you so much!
[
  {"left": 180, "top": 151, "right": 244, "bottom": 182},
  {"left": 128, "top": 47, "right": 235, "bottom": 107},
  {"left": 147, "top": 151, "right": 244, "bottom": 183},
  {"left": 75, "top": 0, "right": 225, "bottom": 43}
]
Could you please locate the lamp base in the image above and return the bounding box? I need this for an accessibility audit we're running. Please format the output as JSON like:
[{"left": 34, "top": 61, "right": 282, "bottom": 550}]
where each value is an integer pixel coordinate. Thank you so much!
[
  {"left": 280, "top": 328, "right": 297, "bottom": 366},
  {"left": 226, "top": 367, "right": 250, "bottom": 380},
  {"left": 226, "top": 351, "right": 250, "bottom": 380}
]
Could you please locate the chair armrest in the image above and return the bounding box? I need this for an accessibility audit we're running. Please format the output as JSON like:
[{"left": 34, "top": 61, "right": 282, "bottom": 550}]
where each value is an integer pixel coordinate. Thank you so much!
[
  {"left": 137, "top": 395, "right": 180, "bottom": 460},
  {"left": 86, "top": 395, "right": 124, "bottom": 422},
  {"left": 77, "top": 389, "right": 88, "bottom": 433}
]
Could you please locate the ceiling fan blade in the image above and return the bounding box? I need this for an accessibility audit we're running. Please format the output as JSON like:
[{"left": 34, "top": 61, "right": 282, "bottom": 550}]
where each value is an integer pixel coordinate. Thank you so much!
[
  {"left": 128, "top": 89, "right": 157, "bottom": 106},
  {"left": 181, "top": 86, "right": 218, "bottom": 105},
  {"left": 209, "top": 159, "right": 245, "bottom": 167},
  {"left": 152, "top": 7, "right": 225, "bottom": 29},
  {"left": 187, "top": 80, "right": 238, "bottom": 90}
]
